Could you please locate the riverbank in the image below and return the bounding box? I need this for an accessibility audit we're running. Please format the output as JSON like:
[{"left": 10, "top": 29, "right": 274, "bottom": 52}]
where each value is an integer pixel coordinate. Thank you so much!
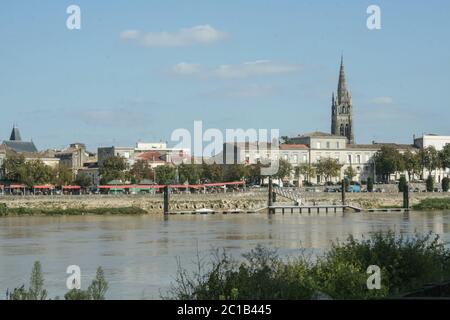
[{"left": 0, "top": 191, "right": 449, "bottom": 215}]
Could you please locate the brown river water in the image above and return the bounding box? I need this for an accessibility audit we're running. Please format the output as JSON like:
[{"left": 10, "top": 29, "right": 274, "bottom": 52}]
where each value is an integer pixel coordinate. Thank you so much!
[{"left": 1, "top": 211, "right": 450, "bottom": 299}]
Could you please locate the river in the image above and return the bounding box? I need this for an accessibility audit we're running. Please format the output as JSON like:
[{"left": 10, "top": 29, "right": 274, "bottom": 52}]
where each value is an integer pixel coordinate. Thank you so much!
[{"left": 1, "top": 211, "right": 450, "bottom": 299}]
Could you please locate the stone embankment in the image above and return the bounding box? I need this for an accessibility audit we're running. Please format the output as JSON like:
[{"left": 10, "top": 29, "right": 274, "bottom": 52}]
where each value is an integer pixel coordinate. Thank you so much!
[{"left": 1, "top": 188, "right": 450, "bottom": 214}]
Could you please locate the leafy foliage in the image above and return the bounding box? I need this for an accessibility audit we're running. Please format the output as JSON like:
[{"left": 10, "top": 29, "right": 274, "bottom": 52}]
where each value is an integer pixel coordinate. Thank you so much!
[
  {"left": 99, "top": 156, "right": 128, "bottom": 184},
  {"left": 154, "top": 164, "right": 177, "bottom": 184},
  {"left": 167, "top": 232, "right": 450, "bottom": 300},
  {"left": 316, "top": 158, "right": 342, "bottom": 182},
  {"left": 7, "top": 262, "right": 108, "bottom": 300}
]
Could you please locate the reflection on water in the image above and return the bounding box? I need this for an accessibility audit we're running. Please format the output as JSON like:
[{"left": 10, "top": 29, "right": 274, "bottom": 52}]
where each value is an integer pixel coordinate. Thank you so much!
[{"left": 1, "top": 211, "right": 450, "bottom": 299}]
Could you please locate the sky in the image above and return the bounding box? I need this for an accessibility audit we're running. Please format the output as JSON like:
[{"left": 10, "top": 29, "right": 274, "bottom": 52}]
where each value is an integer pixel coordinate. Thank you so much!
[{"left": 0, "top": 0, "right": 449, "bottom": 151}]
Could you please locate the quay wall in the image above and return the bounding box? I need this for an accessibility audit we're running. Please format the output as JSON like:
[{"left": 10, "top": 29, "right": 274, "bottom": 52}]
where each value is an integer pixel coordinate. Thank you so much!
[{"left": 1, "top": 190, "right": 450, "bottom": 214}]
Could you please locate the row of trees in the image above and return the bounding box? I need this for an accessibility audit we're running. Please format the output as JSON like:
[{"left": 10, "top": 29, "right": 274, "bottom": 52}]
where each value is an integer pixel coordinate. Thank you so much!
[
  {"left": 99, "top": 155, "right": 348, "bottom": 185},
  {"left": 1, "top": 154, "right": 91, "bottom": 188},
  {"left": 99, "top": 156, "right": 297, "bottom": 185},
  {"left": 374, "top": 145, "right": 450, "bottom": 182}
]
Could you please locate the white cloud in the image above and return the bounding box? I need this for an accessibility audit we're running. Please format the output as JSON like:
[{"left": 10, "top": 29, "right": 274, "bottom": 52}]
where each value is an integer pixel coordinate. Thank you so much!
[
  {"left": 172, "top": 62, "right": 202, "bottom": 75},
  {"left": 120, "top": 25, "right": 227, "bottom": 47},
  {"left": 171, "top": 60, "right": 301, "bottom": 79},
  {"left": 213, "top": 60, "right": 301, "bottom": 78},
  {"left": 370, "top": 96, "right": 394, "bottom": 105}
]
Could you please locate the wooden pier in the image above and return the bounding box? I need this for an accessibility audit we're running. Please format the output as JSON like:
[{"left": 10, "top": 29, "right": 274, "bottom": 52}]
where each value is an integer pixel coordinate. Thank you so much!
[{"left": 268, "top": 204, "right": 362, "bottom": 214}]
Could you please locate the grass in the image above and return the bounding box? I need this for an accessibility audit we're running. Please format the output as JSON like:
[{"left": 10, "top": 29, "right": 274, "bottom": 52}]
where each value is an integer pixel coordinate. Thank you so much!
[
  {"left": 412, "top": 198, "right": 450, "bottom": 211},
  {"left": 165, "top": 231, "right": 450, "bottom": 300},
  {"left": 0, "top": 203, "right": 147, "bottom": 216}
]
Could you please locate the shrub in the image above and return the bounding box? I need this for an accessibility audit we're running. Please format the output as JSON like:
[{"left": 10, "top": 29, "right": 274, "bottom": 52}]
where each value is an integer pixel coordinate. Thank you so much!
[
  {"left": 167, "top": 232, "right": 450, "bottom": 300},
  {"left": 7, "top": 263, "right": 108, "bottom": 300}
]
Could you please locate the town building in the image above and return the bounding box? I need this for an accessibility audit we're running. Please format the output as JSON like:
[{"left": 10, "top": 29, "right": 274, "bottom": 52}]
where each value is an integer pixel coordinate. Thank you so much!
[{"left": 98, "top": 142, "right": 188, "bottom": 168}]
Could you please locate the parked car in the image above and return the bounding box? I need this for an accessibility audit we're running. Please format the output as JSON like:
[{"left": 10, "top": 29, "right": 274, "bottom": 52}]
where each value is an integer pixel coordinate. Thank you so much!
[{"left": 347, "top": 185, "right": 361, "bottom": 193}]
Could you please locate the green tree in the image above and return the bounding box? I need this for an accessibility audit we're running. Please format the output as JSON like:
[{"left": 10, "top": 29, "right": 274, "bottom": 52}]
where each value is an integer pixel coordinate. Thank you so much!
[
  {"left": 373, "top": 146, "right": 404, "bottom": 182},
  {"left": 1, "top": 154, "right": 26, "bottom": 182},
  {"left": 88, "top": 267, "right": 108, "bottom": 300},
  {"left": 248, "top": 161, "right": 270, "bottom": 185},
  {"left": 223, "top": 164, "right": 249, "bottom": 182},
  {"left": 426, "top": 175, "right": 434, "bottom": 192},
  {"left": 439, "top": 144, "right": 450, "bottom": 173},
  {"left": 280, "top": 136, "right": 292, "bottom": 144},
  {"left": 129, "top": 160, "right": 154, "bottom": 183},
  {"left": 21, "top": 160, "right": 55, "bottom": 187},
  {"left": 201, "top": 163, "right": 223, "bottom": 182},
  {"left": 28, "top": 261, "right": 47, "bottom": 300},
  {"left": 422, "top": 146, "right": 440, "bottom": 177},
  {"left": 273, "top": 158, "right": 293, "bottom": 181},
  {"left": 178, "top": 164, "right": 203, "bottom": 184},
  {"left": 344, "top": 166, "right": 357, "bottom": 181},
  {"left": 316, "top": 158, "right": 342, "bottom": 182},
  {"left": 442, "top": 177, "right": 449, "bottom": 192},
  {"left": 154, "top": 165, "right": 177, "bottom": 184},
  {"left": 295, "top": 163, "right": 316, "bottom": 184},
  {"left": 398, "top": 175, "right": 407, "bottom": 192},
  {"left": 74, "top": 172, "right": 92, "bottom": 188},
  {"left": 53, "top": 166, "right": 73, "bottom": 186},
  {"left": 99, "top": 156, "right": 128, "bottom": 184},
  {"left": 402, "top": 150, "right": 421, "bottom": 181}
]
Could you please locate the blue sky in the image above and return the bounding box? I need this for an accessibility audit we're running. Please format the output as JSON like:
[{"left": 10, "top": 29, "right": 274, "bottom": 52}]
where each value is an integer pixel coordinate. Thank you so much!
[{"left": 0, "top": 0, "right": 449, "bottom": 151}]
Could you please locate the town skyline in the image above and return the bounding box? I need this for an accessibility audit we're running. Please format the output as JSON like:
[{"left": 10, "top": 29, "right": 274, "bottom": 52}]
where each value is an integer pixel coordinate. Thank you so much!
[{"left": 1, "top": 1, "right": 450, "bottom": 151}]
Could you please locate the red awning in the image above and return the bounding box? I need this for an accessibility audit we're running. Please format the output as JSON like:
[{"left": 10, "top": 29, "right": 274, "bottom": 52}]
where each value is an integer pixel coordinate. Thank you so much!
[
  {"left": 97, "top": 181, "right": 245, "bottom": 190},
  {"left": 10, "top": 184, "right": 27, "bottom": 188},
  {"left": 62, "top": 186, "right": 81, "bottom": 190},
  {"left": 33, "top": 185, "right": 55, "bottom": 189}
]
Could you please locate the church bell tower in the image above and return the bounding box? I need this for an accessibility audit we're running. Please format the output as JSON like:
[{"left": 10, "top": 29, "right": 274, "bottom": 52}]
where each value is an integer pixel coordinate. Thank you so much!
[{"left": 331, "top": 56, "right": 354, "bottom": 144}]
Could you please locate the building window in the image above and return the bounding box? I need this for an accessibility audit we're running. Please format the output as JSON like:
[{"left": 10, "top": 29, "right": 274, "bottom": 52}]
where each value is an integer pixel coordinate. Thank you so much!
[
  {"left": 302, "top": 154, "right": 307, "bottom": 163},
  {"left": 326, "top": 142, "right": 330, "bottom": 149},
  {"left": 316, "top": 142, "right": 321, "bottom": 149},
  {"left": 357, "top": 155, "right": 361, "bottom": 164},
  {"left": 348, "top": 155, "right": 352, "bottom": 164},
  {"left": 293, "top": 154, "right": 298, "bottom": 163},
  {"left": 284, "top": 154, "right": 288, "bottom": 160},
  {"left": 336, "top": 142, "right": 340, "bottom": 149}
]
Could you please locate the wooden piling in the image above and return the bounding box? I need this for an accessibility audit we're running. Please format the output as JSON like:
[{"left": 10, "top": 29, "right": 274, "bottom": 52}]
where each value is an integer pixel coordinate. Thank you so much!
[
  {"left": 163, "top": 186, "right": 170, "bottom": 215},
  {"left": 403, "top": 183, "right": 409, "bottom": 209}
]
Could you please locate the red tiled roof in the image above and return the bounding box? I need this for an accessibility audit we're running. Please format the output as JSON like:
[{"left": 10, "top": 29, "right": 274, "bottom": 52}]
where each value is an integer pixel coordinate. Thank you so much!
[{"left": 137, "top": 151, "right": 165, "bottom": 162}]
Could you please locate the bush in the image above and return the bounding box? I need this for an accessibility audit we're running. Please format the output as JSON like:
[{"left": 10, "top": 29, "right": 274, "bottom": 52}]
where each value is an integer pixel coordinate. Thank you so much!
[
  {"left": 7, "top": 263, "right": 108, "bottom": 300},
  {"left": 442, "top": 177, "right": 450, "bottom": 192},
  {"left": 398, "top": 176, "right": 407, "bottom": 192},
  {"left": 367, "top": 177, "right": 374, "bottom": 192},
  {"left": 167, "top": 232, "right": 450, "bottom": 300},
  {"left": 426, "top": 176, "right": 434, "bottom": 192}
]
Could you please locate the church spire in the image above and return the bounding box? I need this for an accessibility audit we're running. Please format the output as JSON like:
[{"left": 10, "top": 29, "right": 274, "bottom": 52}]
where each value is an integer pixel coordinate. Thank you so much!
[
  {"left": 337, "top": 55, "right": 349, "bottom": 104},
  {"left": 9, "top": 124, "right": 22, "bottom": 141}
]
